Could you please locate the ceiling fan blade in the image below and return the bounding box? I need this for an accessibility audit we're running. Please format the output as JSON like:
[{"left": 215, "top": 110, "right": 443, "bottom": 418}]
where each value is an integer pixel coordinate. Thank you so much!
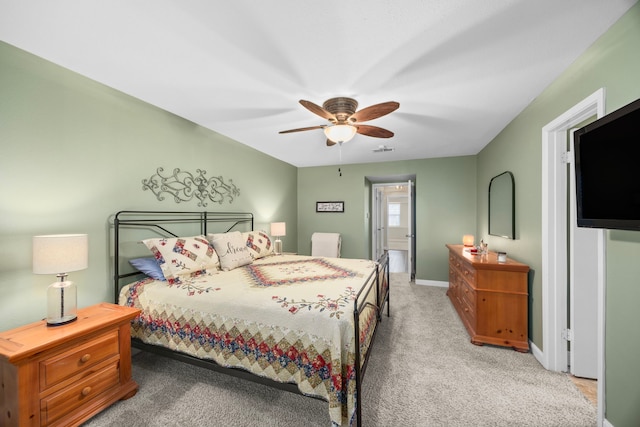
[
  {"left": 279, "top": 125, "right": 325, "bottom": 134},
  {"left": 299, "top": 100, "right": 336, "bottom": 121},
  {"left": 350, "top": 101, "right": 399, "bottom": 123},
  {"left": 356, "top": 125, "right": 394, "bottom": 138},
  {"left": 326, "top": 139, "right": 337, "bottom": 147}
]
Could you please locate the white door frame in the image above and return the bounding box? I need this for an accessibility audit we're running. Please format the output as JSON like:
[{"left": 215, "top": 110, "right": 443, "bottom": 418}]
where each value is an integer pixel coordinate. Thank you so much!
[
  {"left": 371, "top": 181, "right": 415, "bottom": 275},
  {"left": 540, "top": 88, "right": 606, "bottom": 424}
]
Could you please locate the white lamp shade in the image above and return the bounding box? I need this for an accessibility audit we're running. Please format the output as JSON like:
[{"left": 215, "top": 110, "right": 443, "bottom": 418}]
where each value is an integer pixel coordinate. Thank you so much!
[
  {"left": 33, "top": 234, "right": 88, "bottom": 274},
  {"left": 270, "top": 222, "right": 286, "bottom": 237},
  {"left": 324, "top": 124, "right": 357, "bottom": 143}
]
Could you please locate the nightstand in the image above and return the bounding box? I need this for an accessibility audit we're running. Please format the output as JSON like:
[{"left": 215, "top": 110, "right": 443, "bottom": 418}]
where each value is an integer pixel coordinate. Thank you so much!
[{"left": 0, "top": 303, "right": 141, "bottom": 427}]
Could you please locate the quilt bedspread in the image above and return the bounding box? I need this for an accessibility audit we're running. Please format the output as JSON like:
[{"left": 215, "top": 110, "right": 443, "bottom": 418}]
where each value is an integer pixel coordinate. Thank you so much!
[{"left": 119, "top": 254, "right": 380, "bottom": 427}]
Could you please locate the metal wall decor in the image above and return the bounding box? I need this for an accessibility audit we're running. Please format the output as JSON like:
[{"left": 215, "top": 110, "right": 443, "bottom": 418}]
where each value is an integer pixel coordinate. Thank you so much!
[{"left": 142, "top": 167, "right": 240, "bottom": 207}]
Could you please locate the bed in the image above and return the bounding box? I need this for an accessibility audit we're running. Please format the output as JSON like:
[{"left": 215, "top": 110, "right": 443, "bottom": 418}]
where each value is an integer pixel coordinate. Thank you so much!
[{"left": 112, "top": 211, "right": 389, "bottom": 427}]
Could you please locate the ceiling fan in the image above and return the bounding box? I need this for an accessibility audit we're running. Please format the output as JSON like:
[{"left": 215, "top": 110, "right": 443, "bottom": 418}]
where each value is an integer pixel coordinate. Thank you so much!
[{"left": 279, "top": 97, "right": 399, "bottom": 146}]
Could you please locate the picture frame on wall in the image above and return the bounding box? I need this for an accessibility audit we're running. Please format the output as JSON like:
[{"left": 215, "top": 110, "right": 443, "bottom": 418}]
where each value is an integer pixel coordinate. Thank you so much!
[{"left": 316, "top": 201, "right": 345, "bottom": 213}]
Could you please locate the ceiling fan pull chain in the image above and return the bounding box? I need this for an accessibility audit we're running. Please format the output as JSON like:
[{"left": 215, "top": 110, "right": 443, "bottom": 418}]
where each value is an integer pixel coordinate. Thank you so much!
[{"left": 338, "top": 142, "right": 343, "bottom": 176}]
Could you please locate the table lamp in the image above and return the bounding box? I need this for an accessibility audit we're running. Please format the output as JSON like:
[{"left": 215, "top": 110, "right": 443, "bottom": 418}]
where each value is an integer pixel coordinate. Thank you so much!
[
  {"left": 270, "top": 222, "right": 286, "bottom": 255},
  {"left": 33, "top": 234, "right": 88, "bottom": 326}
]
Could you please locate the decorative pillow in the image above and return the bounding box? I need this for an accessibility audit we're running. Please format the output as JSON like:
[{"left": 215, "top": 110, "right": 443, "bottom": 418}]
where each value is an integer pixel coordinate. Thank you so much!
[
  {"left": 143, "top": 236, "right": 219, "bottom": 284},
  {"left": 209, "top": 231, "right": 253, "bottom": 271},
  {"left": 128, "top": 257, "right": 166, "bottom": 281},
  {"left": 243, "top": 231, "right": 273, "bottom": 260}
]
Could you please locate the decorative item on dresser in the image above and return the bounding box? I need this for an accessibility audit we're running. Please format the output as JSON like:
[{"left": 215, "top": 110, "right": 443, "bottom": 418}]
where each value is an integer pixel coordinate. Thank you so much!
[
  {"left": 0, "top": 303, "right": 141, "bottom": 427},
  {"left": 446, "top": 244, "right": 530, "bottom": 352}
]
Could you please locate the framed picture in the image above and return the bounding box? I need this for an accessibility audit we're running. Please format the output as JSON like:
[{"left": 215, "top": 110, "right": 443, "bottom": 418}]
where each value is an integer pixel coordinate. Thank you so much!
[{"left": 316, "top": 201, "right": 345, "bottom": 213}]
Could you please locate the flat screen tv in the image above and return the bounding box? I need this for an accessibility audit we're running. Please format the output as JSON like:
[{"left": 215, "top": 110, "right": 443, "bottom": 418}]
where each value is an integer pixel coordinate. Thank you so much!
[{"left": 574, "top": 97, "right": 640, "bottom": 231}]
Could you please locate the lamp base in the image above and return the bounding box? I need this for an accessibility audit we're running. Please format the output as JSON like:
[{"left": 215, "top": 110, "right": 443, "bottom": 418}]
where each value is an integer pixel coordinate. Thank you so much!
[
  {"left": 47, "top": 280, "right": 78, "bottom": 326},
  {"left": 47, "top": 315, "right": 78, "bottom": 327},
  {"left": 274, "top": 238, "right": 283, "bottom": 255}
]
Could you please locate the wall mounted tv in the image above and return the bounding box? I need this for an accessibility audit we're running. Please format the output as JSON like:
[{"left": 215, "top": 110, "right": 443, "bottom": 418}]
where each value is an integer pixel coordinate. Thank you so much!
[{"left": 574, "top": 97, "right": 640, "bottom": 231}]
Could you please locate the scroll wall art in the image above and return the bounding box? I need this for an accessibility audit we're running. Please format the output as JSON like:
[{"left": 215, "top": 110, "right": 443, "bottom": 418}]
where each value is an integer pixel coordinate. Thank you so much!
[{"left": 142, "top": 167, "right": 240, "bottom": 207}]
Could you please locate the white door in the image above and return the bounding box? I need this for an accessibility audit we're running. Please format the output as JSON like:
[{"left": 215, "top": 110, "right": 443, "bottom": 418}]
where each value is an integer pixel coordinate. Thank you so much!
[
  {"left": 568, "top": 130, "right": 600, "bottom": 379},
  {"left": 406, "top": 179, "right": 414, "bottom": 277},
  {"left": 372, "top": 186, "right": 385, "bottom": 261}
]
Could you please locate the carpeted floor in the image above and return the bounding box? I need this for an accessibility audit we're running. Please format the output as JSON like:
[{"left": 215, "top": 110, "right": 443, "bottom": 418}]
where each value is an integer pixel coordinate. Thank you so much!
[{"left": 83, "top": 273, "right": 596, "bottom": 426}]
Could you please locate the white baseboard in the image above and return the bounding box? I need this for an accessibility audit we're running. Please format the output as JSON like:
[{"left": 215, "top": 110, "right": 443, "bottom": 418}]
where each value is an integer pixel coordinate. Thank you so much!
[
  {"left": 415, "top": 279, "right": 448, "bottom": 288},
  {"left": 529, "top": 341, "right": 545, "bottom": 367},
  {"left": 603, "top": 419, "right": 613, "bottom": 427}
]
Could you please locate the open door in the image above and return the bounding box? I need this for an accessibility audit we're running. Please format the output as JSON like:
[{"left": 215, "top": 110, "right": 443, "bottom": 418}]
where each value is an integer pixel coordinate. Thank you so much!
[
  {"left": 372, "top": 186, "right": 385, "bottom": 261},
  {"left": 406, "top": 179, "right": 415, "bottom": 280},
  {"left": 568, "top": 129, "right": 600, "bottom": 379}
]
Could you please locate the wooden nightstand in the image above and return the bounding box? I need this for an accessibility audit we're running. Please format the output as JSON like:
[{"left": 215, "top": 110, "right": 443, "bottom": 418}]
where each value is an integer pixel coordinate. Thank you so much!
[{"left": 0, "top": 303, "right": 141, "bottom": 427}]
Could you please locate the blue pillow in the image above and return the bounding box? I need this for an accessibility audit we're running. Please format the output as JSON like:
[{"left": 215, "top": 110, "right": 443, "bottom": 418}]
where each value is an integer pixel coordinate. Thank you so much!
[{"left": 129, "top": 257, "right": 166, "bottom": 281}]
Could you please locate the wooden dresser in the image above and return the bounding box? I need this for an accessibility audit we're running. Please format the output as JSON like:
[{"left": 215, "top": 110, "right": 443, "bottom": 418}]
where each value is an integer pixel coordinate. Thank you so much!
[
  {"left": 446, "top": 244, "right": 530, "bottom": 352},
  {"left": 0, "top": 303, "right": 141, "bottom": 427}
]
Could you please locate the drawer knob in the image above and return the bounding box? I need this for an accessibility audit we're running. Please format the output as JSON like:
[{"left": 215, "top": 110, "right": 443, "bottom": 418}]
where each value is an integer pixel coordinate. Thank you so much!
[
  {"left": 81, "top": 386, "right": 92, "bottom": 396},
  {"left": 80, "top": 353, "right": 91, "bottom": 363}
]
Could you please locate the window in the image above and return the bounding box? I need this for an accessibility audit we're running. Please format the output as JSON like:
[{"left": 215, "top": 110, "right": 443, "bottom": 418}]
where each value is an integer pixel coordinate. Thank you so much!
[{"left": 388, "top": 203, "right": 401, "bottom": 227}]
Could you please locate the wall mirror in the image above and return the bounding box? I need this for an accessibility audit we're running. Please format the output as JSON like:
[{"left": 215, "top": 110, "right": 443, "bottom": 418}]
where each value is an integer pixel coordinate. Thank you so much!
[{"left": 488, "top": 171, "right": 515, "bottom": 239}]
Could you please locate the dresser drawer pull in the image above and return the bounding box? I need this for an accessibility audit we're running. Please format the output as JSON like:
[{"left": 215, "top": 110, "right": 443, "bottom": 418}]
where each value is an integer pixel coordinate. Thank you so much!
[
  {"left": 80, "top": 353, "right": 91, "bottom": 363},
  {"left": 81, "top": 386, "right": 92, "bottom": 396}
]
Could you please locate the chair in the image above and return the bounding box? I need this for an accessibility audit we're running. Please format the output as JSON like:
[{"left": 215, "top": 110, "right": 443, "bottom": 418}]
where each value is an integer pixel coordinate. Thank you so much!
[{"left": 311, "top": 233, "right": 341, "bottom": 257}]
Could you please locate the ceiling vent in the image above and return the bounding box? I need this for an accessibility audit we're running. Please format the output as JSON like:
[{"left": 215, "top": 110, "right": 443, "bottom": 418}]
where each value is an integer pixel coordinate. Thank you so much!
[{"left": 373, "top": 145, "right": 394, "bottom": 153}]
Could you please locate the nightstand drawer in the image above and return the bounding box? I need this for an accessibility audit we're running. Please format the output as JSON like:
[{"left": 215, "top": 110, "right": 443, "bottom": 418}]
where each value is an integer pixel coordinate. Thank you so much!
[
  {"left": 40, "top": 330, "right": 119, "bottom": 390},
  {"left": 40, "top": 362, "right": 120, "bottom": 426}
]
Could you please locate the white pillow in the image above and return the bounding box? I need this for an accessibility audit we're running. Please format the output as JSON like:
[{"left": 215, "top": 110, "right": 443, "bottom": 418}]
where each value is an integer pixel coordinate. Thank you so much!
[
  {"left": 143, "top": 235, "right": 219, "bottom": 284},
  {"left": 209, "top": 231, "right": 253, "bottom": 271}
]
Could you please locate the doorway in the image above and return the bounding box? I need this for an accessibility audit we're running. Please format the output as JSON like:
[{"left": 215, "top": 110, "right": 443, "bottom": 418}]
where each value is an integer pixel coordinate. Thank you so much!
[
  {"left": 541, "top": 88, "right": 605, "bottom": 422},
  {"left": 370, "top": 177, "right": 416, "bottom": 280}
]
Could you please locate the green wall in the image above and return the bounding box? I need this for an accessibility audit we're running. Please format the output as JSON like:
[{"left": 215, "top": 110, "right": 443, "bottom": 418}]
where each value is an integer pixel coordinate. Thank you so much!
[
  {"left": 0, "top": 41, "right": 298, "bottom": 331},
  {"left": 2, "top": 3, "right": 639, "bottom": 424},
  {"left": 476, "top": 4, "right": 640, "bottom": 425},
  {"left": 298, "top": 156, "right": 477, "bottom": 280}
]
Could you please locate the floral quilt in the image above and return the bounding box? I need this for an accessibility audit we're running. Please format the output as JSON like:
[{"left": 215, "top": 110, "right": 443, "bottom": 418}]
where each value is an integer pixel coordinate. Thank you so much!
[{"left": 119, "top": 254, "right": 380, "bottom": 427}]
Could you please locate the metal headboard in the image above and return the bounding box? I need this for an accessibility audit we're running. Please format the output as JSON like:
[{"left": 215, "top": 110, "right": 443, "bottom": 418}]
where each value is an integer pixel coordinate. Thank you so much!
[{"left": 112, "top": 210, "right": 254, "bottom": 303}]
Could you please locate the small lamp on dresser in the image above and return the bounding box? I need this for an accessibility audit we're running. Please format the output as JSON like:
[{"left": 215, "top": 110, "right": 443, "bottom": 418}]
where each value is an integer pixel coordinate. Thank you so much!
[
  {"left": 32, "top": 234, "right": 88, "bottom": 326},
  {"left": 270, "top": 222, "right": 286, "bottom": 255}
]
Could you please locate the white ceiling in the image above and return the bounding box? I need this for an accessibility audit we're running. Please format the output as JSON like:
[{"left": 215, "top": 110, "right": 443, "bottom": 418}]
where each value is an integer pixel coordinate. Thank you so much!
[{"left": 1, "top": 1, "right": 636, "bottom": 167}]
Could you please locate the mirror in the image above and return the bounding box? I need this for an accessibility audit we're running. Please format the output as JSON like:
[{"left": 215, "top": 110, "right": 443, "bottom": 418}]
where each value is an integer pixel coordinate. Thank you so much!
[{"left": 488, "top": 171, "right": 515, "bottom": 239}]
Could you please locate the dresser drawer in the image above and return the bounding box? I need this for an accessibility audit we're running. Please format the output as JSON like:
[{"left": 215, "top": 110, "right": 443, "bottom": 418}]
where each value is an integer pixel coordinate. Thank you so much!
[
  {"left": 40, "top": 362, "right": 120, "bottom": 426},
  {"left": 458, "top": 263, "right": 476, "bottom": 285},
  {"left": 40, "top": 330, "right": 119, "bottom": 391},
  {"left": 460, "top": 298, "right": 475, "bottom": 328},
  {"left": 460, "top": 281, "right": 476, "bottom": 307}
]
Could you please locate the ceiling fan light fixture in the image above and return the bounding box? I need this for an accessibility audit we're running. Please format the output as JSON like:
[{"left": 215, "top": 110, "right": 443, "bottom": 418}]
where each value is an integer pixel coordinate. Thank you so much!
[{"left": 324, "top": 124, "right": 357, "bottom": 143}]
